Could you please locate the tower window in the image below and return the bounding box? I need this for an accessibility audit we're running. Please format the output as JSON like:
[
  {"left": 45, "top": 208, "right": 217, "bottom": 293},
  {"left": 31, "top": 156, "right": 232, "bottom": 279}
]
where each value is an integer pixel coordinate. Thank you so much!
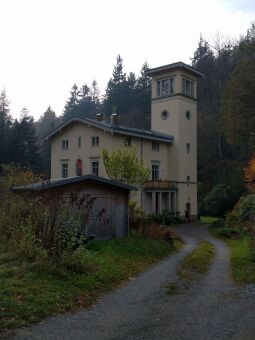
[
  {"left": 186, "top": 143, "right": 191, "bottom": 154},
  {"left": 152, "top": 164, "right": 159, "bottom": 180},
  {"left": 182, "top": 78, "right": 194, "bottom": 97},
  {"left": 187, "top": 176, "right": 190, "bottom": 186},
  {"left": 157, "top": 81, "right": 161, "bottom": 96},
  {"left": 156, "top": 78, "right": 175, "bottom": 97},
  {"left": 186, "top": 110, "right": 191, "bottom": 120}
]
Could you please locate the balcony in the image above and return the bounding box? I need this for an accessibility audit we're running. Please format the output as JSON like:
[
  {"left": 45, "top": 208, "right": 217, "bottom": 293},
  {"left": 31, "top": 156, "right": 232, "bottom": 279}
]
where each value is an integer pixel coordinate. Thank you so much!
[{"left": 143, "top": 180, "right": 177, "bottom": 190}]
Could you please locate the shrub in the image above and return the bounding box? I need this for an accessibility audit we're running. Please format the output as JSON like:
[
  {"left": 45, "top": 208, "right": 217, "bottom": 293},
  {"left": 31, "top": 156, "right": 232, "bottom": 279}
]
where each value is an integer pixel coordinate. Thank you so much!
[
  {"left": 148, "top": 212, "right": 182, "bottom": 225},
  {"left": 217, "top": 227, "right": 241, "bottom": 238},
  {"left": 60, "top": 247, "right": 96, "bottom": 274},
  {"left": 226, "top": 194, "right": 255, "bottom": 224},
  {"left": 138, "top": 222, "right": 183, "bottom": 247},
  {"left": 203, "top": 183, "right": 233, "bottom": 217}
]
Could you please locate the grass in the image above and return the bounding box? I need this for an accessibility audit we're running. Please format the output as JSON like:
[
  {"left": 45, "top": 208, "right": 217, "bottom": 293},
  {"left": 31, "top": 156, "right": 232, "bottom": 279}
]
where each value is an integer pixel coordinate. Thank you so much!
[
  {"left": 0, "top": 236, "right": 176, "bottom": 331},
  {"left": 225, "top": 238, "right": 255, "bottom": 285},
  {"left": 205, "top": 216, "right": 255, "bottom": 285},
  {"left": 200, "top": 216, "right": 219, "bottom": 224},
  {"left": 179, "top": 241, "right": 215, "bottom": 277},
  {"left": 167, "top": 241, "right": 214, "bottom": 294}
]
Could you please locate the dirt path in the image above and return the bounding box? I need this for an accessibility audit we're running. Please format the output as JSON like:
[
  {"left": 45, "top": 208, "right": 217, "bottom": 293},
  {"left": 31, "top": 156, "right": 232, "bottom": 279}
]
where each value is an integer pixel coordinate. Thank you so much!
[{"left": 3, "top": 224, "right": 255, "bottom": 340}]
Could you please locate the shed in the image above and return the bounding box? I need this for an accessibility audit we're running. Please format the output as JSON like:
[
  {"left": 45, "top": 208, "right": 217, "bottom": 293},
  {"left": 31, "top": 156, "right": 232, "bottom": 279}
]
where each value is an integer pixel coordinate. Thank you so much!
[{"left": 13, "top": 175, "right": 137, "bottom": 240}]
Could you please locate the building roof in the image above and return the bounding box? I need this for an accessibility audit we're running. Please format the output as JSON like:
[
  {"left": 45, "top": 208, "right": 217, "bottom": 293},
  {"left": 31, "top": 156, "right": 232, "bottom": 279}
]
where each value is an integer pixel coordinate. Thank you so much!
[
  {"left": 44, "top": 117, "right": 174, "bottom": 143},
  {"left": 146, "top": 61, "right": 204, "bottom": 78},
  {"left": 12, "top": 175, "right": 137, "bottom": 192}
]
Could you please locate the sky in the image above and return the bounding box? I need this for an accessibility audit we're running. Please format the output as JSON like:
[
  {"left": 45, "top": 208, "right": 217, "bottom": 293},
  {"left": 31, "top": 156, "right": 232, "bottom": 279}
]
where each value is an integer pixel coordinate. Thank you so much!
[{"left": 0, "top": 0, "right": 255, "bottom": 120}]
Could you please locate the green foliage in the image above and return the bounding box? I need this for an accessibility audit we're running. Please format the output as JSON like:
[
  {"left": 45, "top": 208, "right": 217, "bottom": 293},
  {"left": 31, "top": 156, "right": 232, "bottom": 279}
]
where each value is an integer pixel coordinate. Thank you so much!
[
  {"left": 0, "top": 236, "right": 174, "bottom": 330},
  {"left": 60, "top": 247, "right": 96, "bottom": 274},
  {"left": 202, "top": 183, "right": 237, "bottom": 217},
  {"left": 148, "top": 212, "right": 182, "bottom": 225},
  {"left": 225, "top": 194, "right": 255, "bottom": 224},
  {"left": 216, "top": 227, "right": 241, "bottom": 238},
  {"left": 180, "top": 241, "right": 215, "bottom": 275},
  {"left": 53, "top": 205, "right": 87, "bottom": 256},
  {"left": 102, "top": 146, "right": 150, "bottom": 187}
]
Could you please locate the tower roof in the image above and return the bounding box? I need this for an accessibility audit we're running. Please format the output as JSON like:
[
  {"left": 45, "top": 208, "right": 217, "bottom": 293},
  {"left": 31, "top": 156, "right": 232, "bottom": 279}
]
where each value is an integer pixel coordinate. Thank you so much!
[{"left": 146, "top": 62, "right": 204, "bottom": 78}]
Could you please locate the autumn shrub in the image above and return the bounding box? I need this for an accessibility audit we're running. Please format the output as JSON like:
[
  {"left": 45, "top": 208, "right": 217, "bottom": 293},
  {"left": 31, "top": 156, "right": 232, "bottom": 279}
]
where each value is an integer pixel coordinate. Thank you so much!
[
  {"left": 225, "top": 194, "right": 255, "bottom": 225},
  {"left": 138, "top": 222, "right": 183, "bottom": 247}
]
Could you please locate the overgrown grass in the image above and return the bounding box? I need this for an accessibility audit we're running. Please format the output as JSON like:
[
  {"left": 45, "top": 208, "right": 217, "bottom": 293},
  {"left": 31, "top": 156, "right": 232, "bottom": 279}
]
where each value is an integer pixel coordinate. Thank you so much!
[
  {"left": 226, "top": 238, "right": 255, "bottom": 285},
  {"left": 0, "top": 236, "right": 176, "bottom": 331},
  {"left": 208, "top": 220, "right": 255, "bottom": 285},
  {"left": 200, "top": 216, "right": 218, "bottom": 224},
  {"left": 167, "top": 241, "right": 214, "bottom": 294},
  {"left": 179, "top": 241, "right": 215, "bottom": 278}
]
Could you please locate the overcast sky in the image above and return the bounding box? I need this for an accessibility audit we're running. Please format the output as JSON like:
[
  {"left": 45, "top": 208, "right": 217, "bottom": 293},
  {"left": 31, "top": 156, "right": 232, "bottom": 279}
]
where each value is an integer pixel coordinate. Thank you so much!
[{"left": 0, "top": 0, "right": 255, "bottom": 120}]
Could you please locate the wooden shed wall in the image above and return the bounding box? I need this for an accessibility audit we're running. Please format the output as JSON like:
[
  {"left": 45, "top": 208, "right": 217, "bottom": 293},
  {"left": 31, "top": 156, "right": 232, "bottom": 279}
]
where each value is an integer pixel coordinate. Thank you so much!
[{"left": 41, "top": 180, "right": 129, "bottom": 239}]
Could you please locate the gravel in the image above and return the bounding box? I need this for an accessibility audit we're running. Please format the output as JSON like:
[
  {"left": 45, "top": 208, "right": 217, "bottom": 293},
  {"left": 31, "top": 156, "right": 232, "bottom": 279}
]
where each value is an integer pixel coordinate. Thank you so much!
[{"left": 3, "top": 223, "right": 255, "bottom": 340}]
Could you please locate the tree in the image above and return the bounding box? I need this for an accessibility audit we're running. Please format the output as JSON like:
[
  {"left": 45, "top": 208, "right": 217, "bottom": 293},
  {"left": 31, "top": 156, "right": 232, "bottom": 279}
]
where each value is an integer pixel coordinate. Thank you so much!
[
  {"left": 62, "top": 84, "right": 80, "bottom": 121},
  {"left": 36, "top": 106, "right": 59, "bottom": 175},
  {"left": 244, "top": 154, "right": 255, "bottom": 192},
  {"left": 0, "top": 89, "right": 12, "bottom": 164},
  {"left": 102, "top": 146, "right": 150, "bottom": 187},
  {"left": 11, "top": 108, "right": 40, "bottom": 169}
]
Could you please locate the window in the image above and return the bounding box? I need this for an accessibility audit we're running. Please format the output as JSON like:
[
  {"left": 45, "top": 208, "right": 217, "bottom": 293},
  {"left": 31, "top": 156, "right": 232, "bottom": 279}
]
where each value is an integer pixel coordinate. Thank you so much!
[
  {"left": 91, "top": 136, "right": 99, "bottom": 146},
  {"left": 78, "top": 136, "right": 81, "bottom": 148},
  {"left": 182, "top": 78, "right": 194, "bottom": 97},
  {"left": 152, "top": 142, "right": 160, "bottom": 152},
  {"left": 187, "top": 176, "right": 190, "bottom": 186},
  {"left": 186, "top": 110, "right": 191, "bottom": 120},
  {"left": 186, "top": 143, "right": 191, "bottom": 154},
  {"left": 61, "top": 163, "right": 68, "bottom": 178},
  {"left": 62, "top": 140, "right": 68, "bottom": 150},
  {"left": 152, "top": 164, "right": 159, "bottom": 180},
  {"left": 156, "top": 78, "right": 175, "bottom": 97},
  {"left": 124, "top": 136, "right": 132, "bottom": 147},
  {"left": 91, "top": 161, "right": 99, "bottom": 176},
  {"left": 161, "top": 110, "right": 169, "bottom": 120},
  {"left": 157, "top": 81, "right": 161, "bottom": 96}
]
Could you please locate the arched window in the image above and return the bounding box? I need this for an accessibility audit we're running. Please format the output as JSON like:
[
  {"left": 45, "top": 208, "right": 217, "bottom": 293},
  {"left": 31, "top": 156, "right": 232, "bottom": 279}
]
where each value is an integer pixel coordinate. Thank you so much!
[{"left": 76, "top": 159, "right": 82, "bottom": 176}]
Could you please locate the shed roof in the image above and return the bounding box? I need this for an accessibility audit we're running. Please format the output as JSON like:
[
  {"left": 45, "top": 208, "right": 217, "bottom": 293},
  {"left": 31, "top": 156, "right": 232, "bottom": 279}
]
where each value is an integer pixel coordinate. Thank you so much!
[
  {"left": 12, "top": 175, "right": 137, "bottom": 192},
  {"left": 146, "top": 61, "right": 204, "bottom": 78},
  {"left": 44, "top": 117, "right": 174, "bottom": 143}
]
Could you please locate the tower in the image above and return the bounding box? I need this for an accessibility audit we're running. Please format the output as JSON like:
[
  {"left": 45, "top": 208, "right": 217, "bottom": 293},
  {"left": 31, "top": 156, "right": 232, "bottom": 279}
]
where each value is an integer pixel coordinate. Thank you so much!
[{"left": 147, "top": 62, "right": 203, "bottom": 219}]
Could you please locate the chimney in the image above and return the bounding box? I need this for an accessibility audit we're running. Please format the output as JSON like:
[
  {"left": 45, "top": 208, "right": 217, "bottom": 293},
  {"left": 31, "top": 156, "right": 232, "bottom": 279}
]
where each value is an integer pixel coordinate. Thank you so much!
[
  {"left": 111, "top": 113, "right": 120, "bottom": 125},
  {"left": 96, "top": 113, "right": 104, "bottom": 122}
]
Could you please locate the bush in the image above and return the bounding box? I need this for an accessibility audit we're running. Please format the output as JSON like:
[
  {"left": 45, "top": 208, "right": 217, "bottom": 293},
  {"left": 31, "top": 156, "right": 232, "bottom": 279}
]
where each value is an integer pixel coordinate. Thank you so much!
[
  {"left": 225, "top": 194, "right": 255, "bottom": 225},
  {"left": 60, "top": 247, "right": 96, "bottom": 274},
  {"left": 203, "top": 183, "right": 233, "bottom": 217},
  {"left": 148, "top": 212, "right": 182, "bottom": 225},
  {"left": 137, "top": 222, "right": 183, "bottom": 247},
  {"left": 217, "top": 227, "right": 241, "bottom": 238}
]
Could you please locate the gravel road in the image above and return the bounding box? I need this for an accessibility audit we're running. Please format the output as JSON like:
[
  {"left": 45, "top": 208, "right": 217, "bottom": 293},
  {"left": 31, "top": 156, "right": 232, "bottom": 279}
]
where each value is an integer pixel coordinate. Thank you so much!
[{"left": 3, "top": 223, "right": 255, "bottom": 340}]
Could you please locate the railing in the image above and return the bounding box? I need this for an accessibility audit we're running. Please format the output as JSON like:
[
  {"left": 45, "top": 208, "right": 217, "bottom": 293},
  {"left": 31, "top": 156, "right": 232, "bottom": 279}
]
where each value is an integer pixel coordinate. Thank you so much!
[{"left": 143, "top": 180, "right": 177, "bottom": 190}]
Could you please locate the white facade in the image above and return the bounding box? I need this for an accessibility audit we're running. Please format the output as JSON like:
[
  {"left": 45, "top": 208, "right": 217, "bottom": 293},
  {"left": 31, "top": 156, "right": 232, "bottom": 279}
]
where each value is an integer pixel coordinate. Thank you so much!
[{"left": 47, "top": 62, "right": 202, "bottom": 219}]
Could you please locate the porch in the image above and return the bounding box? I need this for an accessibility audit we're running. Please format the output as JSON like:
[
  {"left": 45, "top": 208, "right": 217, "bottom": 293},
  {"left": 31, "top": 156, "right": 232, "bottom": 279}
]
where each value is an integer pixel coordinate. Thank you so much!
[{"left": 143, "top": 188, "right": 177, "bottom": 214}]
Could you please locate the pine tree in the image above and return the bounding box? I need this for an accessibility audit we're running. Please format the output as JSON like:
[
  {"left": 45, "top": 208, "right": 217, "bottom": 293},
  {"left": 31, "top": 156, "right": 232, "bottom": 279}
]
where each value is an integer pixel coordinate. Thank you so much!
[
  {"left": 0, "top": 89, "right": 12, "bottom": 164},
  {"left": 12, "top": 108, "right": 40, "bottom": 169}
]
